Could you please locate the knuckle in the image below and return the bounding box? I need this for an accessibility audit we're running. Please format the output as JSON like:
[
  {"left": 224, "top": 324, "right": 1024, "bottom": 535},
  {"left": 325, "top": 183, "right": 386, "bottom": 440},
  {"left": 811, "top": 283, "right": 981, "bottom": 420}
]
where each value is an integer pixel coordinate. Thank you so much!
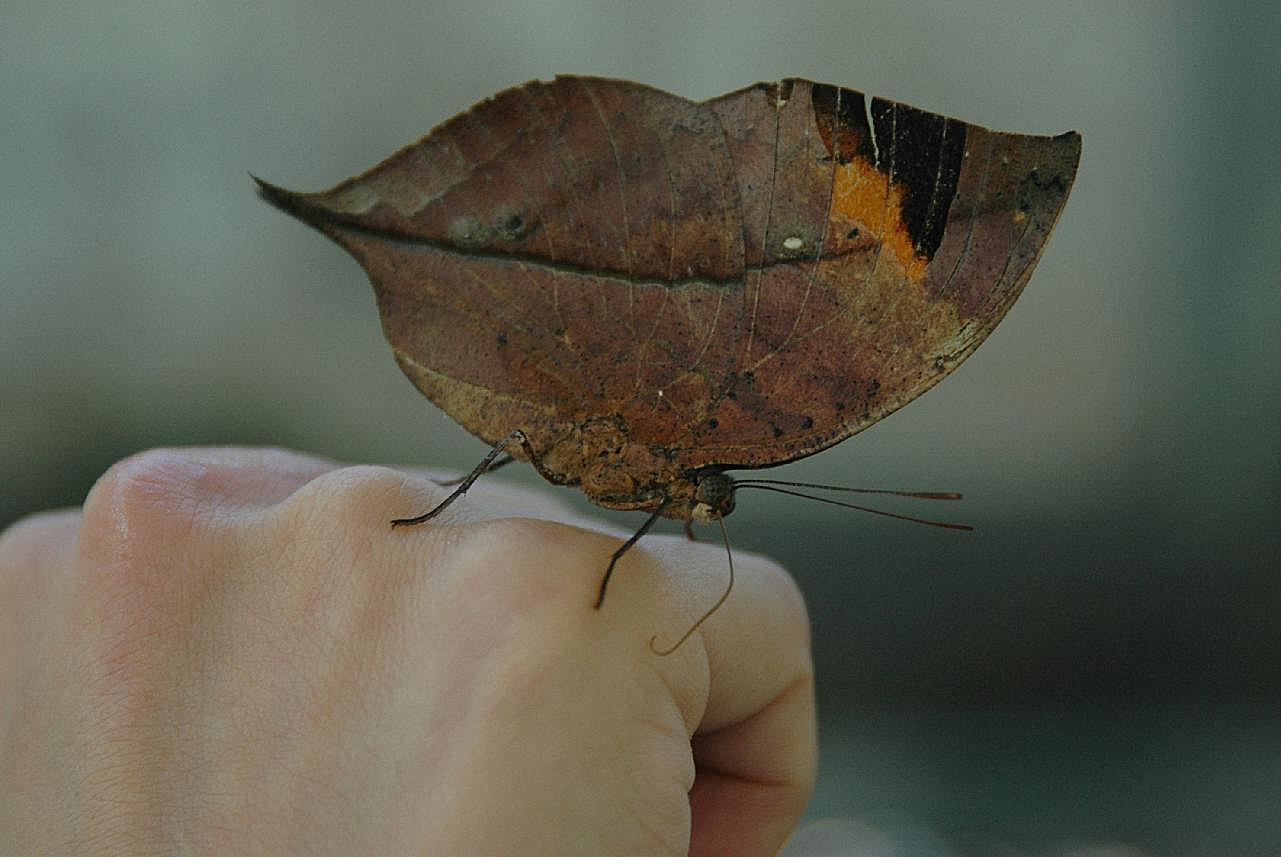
[
  {"left": 754, "top": 554, "right": 812, "bottom": 647},
  {"left": 279, "top": 464, "right": 424, "bottom": 534},
  {"left": 272, "top": 465, "right": 457, "bottom": 574},
  {"left": 758, "top": 554, "right": 808, "bottom": 619},
  {"left": 79, "top": 448, "right": 208, "bottom": 565},
  {"left": 0, "top": 509, "right": 78, "bottom": 562},
  {"left": 0, "top": 509, "right": 79, "bottom": 603},
  {"left": 73, "top": 450, "right": 224, "bottom": 668},
  {"left": 438, "top": 517, "right": 596, "bottom": 613}
]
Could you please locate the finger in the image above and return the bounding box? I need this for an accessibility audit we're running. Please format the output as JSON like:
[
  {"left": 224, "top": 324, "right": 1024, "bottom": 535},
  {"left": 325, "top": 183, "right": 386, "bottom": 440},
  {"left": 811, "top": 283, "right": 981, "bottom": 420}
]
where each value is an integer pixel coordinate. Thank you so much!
[
  {"left": 641, "top": 535, "right": 816, "bottom": 857},
  {"left": 0, "top": 508, "right": 82, "bottom": 598},
  {"left": 0, "top": 509, "right": 82, "bottom": 691},
  {"left": 0, "top": 508, "right": 82, "bottom": 568},
  {"left": 73, "top": 447, "right": 347, "bottom": 611},
  {"left": 190, "top": 446, "right": 343, "bottom": 508},
  {"left": 108, "top": 447, "right": 343, "bottom": 511},
  {"left": 297, "top": 501, "right": 810, "bottom": 855},
  {"left": 78, "top": 447, "right": 340, "bottom": 544}
]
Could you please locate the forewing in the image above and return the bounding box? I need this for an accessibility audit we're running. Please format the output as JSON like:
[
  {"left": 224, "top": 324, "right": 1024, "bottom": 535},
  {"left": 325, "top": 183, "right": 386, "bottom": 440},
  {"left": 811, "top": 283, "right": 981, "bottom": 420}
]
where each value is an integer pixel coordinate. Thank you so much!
[
  {"left": 256, "top": 76, "right": 747, "bottom": 458},
  {"left": 670, "top": 79, "right": 1080, "bottom": 470},
  {"left": 258, "top": 76, "right": 1079, "bottom": 474}
]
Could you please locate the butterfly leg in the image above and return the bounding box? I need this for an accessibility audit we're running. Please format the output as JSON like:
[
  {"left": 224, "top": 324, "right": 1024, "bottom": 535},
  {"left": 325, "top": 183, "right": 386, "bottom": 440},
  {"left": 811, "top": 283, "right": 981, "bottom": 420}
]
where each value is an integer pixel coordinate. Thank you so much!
[
  {"left": 431, "top": 454, "right": 515, "bottom": 487},
  {"left": 391, "top": 430, "right": 529, "bottom": 527},
  {"left": 596, "top": 501, "right": 669, "bottom": 609}
]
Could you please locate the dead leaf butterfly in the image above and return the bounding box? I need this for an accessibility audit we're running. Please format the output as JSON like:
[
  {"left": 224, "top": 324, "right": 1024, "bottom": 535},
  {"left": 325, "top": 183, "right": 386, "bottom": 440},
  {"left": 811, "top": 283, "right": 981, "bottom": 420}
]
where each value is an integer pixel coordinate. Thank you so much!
[{"left": 257, "top": 76, "right": 1080, "bottom": 648}]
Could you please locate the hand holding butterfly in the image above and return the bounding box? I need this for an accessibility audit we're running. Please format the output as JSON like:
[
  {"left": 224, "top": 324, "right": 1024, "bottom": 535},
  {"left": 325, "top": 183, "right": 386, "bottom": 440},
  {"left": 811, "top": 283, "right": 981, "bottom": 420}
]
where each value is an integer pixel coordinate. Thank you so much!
[{"left": 0, "top": 447, "right": 815, "bottom": 856}]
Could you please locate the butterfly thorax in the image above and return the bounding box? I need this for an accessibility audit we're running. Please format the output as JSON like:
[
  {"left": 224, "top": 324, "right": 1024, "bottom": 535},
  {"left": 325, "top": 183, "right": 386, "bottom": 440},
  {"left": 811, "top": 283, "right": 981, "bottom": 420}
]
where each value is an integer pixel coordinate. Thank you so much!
[{"left": 538, "top": 416, "right": 729, "bottom": 521}]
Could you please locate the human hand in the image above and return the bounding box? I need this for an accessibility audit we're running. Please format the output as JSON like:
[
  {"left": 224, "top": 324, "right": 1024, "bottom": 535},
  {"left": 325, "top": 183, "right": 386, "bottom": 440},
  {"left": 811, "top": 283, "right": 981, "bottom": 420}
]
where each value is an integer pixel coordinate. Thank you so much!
[{"left": 0, "top": 447, "right": 814, "bottom": 856}]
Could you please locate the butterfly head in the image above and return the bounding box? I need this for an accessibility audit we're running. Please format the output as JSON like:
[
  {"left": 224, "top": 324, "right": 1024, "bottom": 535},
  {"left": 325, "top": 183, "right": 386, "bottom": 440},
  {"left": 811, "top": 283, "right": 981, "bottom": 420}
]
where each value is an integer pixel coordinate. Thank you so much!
[{"left": 689, "top": 471, "right": 736, "bottom": 522}]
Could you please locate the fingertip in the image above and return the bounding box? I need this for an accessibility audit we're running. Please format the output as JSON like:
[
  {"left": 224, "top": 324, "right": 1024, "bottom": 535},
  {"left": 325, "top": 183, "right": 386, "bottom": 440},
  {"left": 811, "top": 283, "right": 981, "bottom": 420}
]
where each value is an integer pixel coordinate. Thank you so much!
[{"left": 636, "top": 537, "right": 815, "bottom": 856}]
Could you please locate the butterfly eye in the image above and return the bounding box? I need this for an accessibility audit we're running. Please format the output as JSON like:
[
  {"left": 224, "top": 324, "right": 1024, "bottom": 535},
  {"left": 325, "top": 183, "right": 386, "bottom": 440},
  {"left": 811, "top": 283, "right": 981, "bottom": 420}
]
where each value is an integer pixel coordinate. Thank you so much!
[{"left": 688, "top": 472, "right": 736, "bottom": 523}]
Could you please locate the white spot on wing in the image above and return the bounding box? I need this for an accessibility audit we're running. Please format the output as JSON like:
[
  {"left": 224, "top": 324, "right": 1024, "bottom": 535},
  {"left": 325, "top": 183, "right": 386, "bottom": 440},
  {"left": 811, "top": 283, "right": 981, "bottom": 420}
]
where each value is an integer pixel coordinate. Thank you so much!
[{"left": 864, "top": 98, "right": 880, "bottom": 167}]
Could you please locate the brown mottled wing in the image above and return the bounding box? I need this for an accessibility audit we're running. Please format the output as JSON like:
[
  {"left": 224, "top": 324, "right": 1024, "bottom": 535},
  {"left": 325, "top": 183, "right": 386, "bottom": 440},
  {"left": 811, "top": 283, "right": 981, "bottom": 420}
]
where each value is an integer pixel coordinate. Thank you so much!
[
  {"left": 256, "top": 76, "right": 746, "bottom": 462},
  {"left": 257, "top": 76, "right": 1079, "bottom": 474},
  {"left": 676, "top": 79, "right": 1080, "bottom": 469}
]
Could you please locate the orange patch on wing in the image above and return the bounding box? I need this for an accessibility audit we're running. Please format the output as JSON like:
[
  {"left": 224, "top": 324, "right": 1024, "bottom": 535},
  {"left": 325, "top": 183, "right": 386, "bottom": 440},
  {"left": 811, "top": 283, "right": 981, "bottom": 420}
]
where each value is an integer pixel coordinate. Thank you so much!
[{"left": 830, "top": 156, "right": 927, "bottom": 281}]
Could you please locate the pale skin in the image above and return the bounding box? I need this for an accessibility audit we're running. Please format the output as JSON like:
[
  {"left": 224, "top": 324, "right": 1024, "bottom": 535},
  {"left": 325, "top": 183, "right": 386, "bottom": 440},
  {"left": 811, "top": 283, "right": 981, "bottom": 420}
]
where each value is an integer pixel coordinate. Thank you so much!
[{"left": 0, "top": 447, "right": 815, "bottom": 856}]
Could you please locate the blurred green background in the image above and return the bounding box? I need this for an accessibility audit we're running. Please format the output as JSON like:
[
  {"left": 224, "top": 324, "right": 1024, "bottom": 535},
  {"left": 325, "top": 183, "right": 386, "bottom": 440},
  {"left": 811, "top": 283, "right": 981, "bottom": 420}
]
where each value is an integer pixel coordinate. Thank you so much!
[{"left": 3, "top": 1, "right": 1278, "bottom": 854}]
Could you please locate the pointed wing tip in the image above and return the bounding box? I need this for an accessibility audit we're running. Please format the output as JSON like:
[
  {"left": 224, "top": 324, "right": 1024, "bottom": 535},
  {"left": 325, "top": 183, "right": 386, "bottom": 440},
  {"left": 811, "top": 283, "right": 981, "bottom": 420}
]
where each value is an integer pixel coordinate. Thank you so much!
[
  {"left": 1058, "top": 129, "right": 1083, "bottom": 158},
  {"left": 1050, "top": 130, "right": 1083, "bottom": 178},
  {"left": 251, "top": 174, "right": 336, "bottom": 234},
  {"left": 250, "top": 174, "right": 300, "bottom": 213}
]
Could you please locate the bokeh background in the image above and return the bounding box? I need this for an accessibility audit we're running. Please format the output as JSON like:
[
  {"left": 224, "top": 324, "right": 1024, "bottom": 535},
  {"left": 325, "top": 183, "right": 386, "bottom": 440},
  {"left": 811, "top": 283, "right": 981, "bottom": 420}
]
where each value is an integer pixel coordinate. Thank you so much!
[{"left": 4, "top": 1, "right": 1278, "bottom": 854}]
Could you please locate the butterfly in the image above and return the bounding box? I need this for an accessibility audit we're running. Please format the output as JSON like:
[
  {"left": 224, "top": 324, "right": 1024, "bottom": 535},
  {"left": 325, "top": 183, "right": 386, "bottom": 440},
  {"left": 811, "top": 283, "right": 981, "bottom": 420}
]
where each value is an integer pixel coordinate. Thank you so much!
[{"left": 257, "top": 76, "right": 1079, "bottom": 645}]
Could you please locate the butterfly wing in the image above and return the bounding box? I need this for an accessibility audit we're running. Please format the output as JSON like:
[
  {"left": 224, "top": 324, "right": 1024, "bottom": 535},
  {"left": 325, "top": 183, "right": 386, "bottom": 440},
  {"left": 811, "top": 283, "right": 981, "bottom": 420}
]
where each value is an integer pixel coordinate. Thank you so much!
[
  {"left": 674, "top": 79, "right": 1080, "bottom": 470},
  {"left": 257, "top": 76, "right": 747, "bottom": 466},
  {"left": 258, "top": 76, "right": 1078, "bottom": 481}
]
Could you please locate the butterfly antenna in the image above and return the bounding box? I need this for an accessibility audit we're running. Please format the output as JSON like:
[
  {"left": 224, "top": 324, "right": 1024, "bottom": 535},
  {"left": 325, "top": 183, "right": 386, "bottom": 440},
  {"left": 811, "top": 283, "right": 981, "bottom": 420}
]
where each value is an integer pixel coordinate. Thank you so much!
[
  {"left": 733, "top": 478, "right": 963, "bottom": 501},
  {"left": 650, "top": 514, "right": 735, "bottom": 656},
  {"left": 734, "top": 483, "right": 973, "bottom": 531}
]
